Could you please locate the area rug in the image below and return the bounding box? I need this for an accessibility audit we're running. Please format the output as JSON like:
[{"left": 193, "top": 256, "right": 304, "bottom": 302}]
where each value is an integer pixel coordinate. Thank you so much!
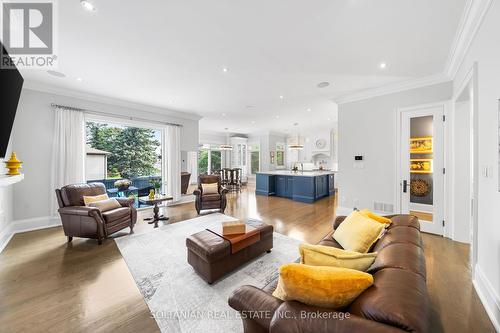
[{"left": 115, "top": 213, "right": 301, "bottom": 333}]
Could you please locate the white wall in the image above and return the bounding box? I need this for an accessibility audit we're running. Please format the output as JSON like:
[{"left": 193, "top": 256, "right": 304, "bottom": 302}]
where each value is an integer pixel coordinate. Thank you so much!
[
  {"left": 453, "top": 1, "right": 500, "bottom": 329},
  {"left": 11, "top": 88, "right": 200, "bottom": 222},
  {"left": 337, "top": 82, "right": 452, "bottom": 211},
  {"left": 248, "top": 132, "right": 287, "bottom": 172},
  {"left": 452, "top": 100, "right": 472, "bottom": 243}
]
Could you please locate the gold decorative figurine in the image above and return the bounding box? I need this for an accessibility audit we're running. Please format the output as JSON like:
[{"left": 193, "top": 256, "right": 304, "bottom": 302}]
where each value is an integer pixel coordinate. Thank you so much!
[{"left": 5, "top": 152, "right": 22, "bottom": 176}]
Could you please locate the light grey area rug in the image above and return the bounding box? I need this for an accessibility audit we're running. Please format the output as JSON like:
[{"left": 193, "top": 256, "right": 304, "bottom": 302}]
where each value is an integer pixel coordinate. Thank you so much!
[{"left": 115, "top": 213, "right": 301, "bottom": 333}]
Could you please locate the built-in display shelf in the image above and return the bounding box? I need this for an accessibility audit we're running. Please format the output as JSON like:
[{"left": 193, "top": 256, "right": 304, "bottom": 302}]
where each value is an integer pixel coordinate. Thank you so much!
[{"left": 0, "top": 174, "right": 24, "bottom": 187}]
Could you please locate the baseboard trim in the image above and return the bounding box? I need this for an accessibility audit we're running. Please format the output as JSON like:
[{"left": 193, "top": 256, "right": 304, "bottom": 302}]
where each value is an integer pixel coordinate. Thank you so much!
[
  {"left": 0, "top": 225, "right": 15, "bottom": 253},
  {"left": 473, "top": 265, "right": 500, "bottom": 332},
  {"left": 0, "top": 216, "right": 61, "bottom": 253},
  {"left": 336, "top": 206, "right": 390, "bottom": 217}
]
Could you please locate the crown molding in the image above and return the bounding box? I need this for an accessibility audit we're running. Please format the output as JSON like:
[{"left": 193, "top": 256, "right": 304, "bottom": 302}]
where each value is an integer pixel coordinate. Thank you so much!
[
  {"left": 333, "top": 74, "right": 450, "bottom": 105},
  {"left": 22, "top": 80, "right": 203, "bottom": 121},
  {"left": 444, "top": 0, "right": 493, "bottom": 79}
]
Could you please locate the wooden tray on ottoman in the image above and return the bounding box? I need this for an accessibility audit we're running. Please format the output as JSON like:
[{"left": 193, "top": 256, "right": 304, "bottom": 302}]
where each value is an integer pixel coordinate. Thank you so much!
[{"left": 186, "top": 220, "right": 273, "bottom": 284}]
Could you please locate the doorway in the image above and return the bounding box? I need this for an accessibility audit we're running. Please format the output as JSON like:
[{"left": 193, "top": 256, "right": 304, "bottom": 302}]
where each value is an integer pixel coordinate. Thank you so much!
[
  {"left": 451, "top": 64, "right": 478, "bottom": 276},
  {"left": 398, "top": 104, "right": 445, "bottom": 235}
]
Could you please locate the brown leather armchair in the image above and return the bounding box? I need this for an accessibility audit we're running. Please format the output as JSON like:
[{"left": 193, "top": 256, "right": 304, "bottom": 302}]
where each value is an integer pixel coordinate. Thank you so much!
[
  {"left": 193, "top": 175, "right": 228, "bottom": 214},
  {"left": 55, "top": 183, "right": 137, "bottom": 245}
]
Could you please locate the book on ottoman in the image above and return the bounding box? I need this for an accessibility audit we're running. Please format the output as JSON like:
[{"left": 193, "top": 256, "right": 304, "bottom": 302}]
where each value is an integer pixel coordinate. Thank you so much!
[{"left": 222, "top": 221, "right": 246, "bottom": 235}]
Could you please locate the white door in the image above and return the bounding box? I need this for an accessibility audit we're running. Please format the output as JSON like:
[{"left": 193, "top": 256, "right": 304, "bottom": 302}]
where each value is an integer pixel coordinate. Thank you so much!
[{"left": 400, "top": 105, "right": 445, "bottom": 235}]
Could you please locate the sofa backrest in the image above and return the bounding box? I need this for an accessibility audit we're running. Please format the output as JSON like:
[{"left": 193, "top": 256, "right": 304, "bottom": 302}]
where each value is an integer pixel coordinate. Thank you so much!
[
  {"left": 331, "top": 214, "right": 429, "bottom": 332},
  {"left": 59, "top": 183, "right": 106, "bottom": 207},
  {"left": 348, "top": 267, "right": 430, "bottom": 333}
]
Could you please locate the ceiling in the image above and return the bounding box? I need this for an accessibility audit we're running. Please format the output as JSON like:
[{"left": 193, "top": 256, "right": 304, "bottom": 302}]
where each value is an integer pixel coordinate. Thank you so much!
[{"left": 19, "top": 0, "right": 467, "bottom": 134}]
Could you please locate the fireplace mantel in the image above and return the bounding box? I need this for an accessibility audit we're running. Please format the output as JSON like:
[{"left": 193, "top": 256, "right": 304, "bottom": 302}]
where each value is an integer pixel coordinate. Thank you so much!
[{"left": 0, "top": 174, "right": 24, "bottom": 187}]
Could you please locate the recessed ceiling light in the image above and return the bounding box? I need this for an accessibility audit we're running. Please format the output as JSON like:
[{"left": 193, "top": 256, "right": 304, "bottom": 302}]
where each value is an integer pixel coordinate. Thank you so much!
[
  {"left": 222, "top": 113, "right": 226, "bottom": 117},
  {"left": 379, "top": 62, "right": 387, "bottom": 69},
  {"left": 317, "top": 81, "right": 330, "bottom": 88},
  {"left": 222, "top": 67, "right": 229, "bottom": 73},
  {"left": 76, "top": 77, "right": 83, "bottom": 82},
  {"left": 47, "top": 70, "right": 66, "bottom": 78},
  {"left": 307, "top": 108, "right": 311, "bottom": 112},
  {"left": 327, "top": 118, "right": 331, "bottom": 121},
  {"left": 251, "top": 121, "right": 256, "bottom": 124},
  {"left": 80, "top": 0, "right": 96, "bottom": 11},
  {"left": 276, "top": 115, "right": 280, "bottom": 119},
  {"left": 279, "top": 95, "right": 284, "bottom": 100}
]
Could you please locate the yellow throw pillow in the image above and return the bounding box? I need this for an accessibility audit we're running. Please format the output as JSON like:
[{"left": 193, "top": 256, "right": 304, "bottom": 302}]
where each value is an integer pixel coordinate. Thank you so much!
[
  {"left": 299, "top": 243, "right": 377, "bottom": 271},
  {"left": 272, "top": 263, "right": 373, "bottom": 309},
  {"left": 201, "top": 183, "right": 219, "bottom": 194},
  {"left": 83, "top": 194, "right": 109, "bottom": 206},
  {"left": 333, "top": 211, "right": 385, "bottom": 253},
  {"left": 359, "top": 209, "right": 392, "bottom": 225}
]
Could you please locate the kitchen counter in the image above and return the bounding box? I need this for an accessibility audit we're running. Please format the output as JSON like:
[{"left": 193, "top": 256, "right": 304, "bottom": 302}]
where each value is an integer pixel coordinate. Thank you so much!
[
  {"left": 256, "top": 171, "right": 335, "bottom": 203},
  {"left": 256, "top": 170, "right": 336, "bottom": 177}
]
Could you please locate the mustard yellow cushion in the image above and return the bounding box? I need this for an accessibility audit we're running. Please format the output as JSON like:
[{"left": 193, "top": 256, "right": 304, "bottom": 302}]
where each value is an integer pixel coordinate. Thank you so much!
[
  {"left": 201, "top": 183, "right": 218, "bottom": 194},
  {"left": 299, "top": 243, "right": 377, "bottom": 271},
  {"left": 359, "top": 209, "right": 392, "bottom": 225},
  {"left": 333, "top": 211, "right": 385, "bottom": 253},
  {"left": 83, "top": 194, "right": 109, "bottom": 206},
  {"left": 272, "top": 263, "right": 373, "bottom": 309}
]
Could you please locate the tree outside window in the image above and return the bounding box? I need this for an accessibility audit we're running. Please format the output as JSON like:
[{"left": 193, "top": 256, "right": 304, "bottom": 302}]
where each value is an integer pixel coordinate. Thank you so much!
[{"left": 86, "top": 121, "right": 161, "bottom": 180}]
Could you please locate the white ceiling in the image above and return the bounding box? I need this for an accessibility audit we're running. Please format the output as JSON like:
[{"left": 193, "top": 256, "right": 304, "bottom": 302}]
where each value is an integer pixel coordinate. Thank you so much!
[{"left": 20, "top": 0, "right": 467, "bottom": 134}]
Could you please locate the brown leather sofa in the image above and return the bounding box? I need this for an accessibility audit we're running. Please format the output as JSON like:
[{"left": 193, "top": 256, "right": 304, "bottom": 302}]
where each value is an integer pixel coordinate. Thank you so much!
[
  {"left": 193, "top": 175, "right": 228, "bottom": 214},
  {"left": 228, "top": 214, "right": 430, "bottom": 333},
  {"left": 55, "top": 183, "right": 137, "bottom": 245}
]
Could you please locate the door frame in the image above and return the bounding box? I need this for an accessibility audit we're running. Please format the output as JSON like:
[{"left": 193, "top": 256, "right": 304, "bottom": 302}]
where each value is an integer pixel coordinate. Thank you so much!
[
  {"left": 395, "top": 101, "right": 449, "bottom": 235},
  {"left": 451, "top": 63, "right": 479, "bottom": 278}
]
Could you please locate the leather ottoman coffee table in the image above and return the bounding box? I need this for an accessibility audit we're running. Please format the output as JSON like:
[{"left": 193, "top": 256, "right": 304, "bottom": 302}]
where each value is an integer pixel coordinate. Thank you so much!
[{"left": 186, "top": 220, "right": 273, "bottom": 284}]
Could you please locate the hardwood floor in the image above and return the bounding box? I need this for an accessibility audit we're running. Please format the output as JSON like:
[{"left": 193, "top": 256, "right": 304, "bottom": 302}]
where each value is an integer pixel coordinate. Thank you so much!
[{"left": 0, "top": 187, "right": 495, "bottom": 332}]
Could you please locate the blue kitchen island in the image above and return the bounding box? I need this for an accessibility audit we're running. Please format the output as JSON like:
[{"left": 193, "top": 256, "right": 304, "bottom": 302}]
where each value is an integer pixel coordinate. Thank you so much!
[{"left": 256, "top": 170, "right": 335, "bottom": 203}]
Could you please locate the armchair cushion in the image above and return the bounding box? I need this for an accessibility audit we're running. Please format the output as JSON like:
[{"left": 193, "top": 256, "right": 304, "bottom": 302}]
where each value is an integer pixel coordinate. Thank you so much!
[
  {"left": 201, "top": 182, "right": 219, "bottom": 194},
  {"left": 83, "top": 193, "right": 109, "bottom": 206},
  {"left": 89, "top": 198, "right": 122, "bottom": 212},
  {"left": 101, "top": 207, "right": 131, "bottom": 223},
  {"left": 203, "top": 193, "right": 222, "bottom": 202}
]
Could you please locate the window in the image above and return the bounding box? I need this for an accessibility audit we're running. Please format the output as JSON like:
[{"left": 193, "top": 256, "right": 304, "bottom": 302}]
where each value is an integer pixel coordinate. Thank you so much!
[
  {"left": 198, "top": 144, "right": 222, "bottom": 174},
  {"left": 276, "top": 142, "right": 285, "bottom": 167},
  {"left": 85, "top": 120, "right": 162, "bottom": 200},
  {"left": 249, "top": 144, "right": 260, "bottom": 174}
]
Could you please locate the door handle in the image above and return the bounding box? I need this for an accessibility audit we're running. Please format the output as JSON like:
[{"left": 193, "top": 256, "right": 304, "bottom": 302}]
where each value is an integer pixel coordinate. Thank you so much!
[{"left": 402, "top": 180, "right": 408, "bottom": 193}]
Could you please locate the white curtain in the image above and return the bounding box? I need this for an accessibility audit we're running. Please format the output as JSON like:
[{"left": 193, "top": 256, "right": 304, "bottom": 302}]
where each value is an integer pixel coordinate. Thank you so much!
[
  {"left": 162, "top": 125, "right": 181, "bottom": 202},
  {"left": 50, "top": 106, "right": 86, "bottom": 215},
  {"left": 187, "top": 151, "right": 198, "bottom": 184}
]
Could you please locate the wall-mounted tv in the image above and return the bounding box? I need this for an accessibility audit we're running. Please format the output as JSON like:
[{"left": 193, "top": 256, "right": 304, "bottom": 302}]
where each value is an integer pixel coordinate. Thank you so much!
[{"left": 0, "top": 41, "right": 24, "bottom": 159}]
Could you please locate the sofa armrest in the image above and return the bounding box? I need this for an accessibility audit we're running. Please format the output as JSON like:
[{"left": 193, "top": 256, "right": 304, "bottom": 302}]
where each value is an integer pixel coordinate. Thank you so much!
[
  {"left": 271, "top": 301, "right": 403, "bottom": 333},
  {"left": 115, "top": 197, "right": 134, "bottom": 207},
  {"left": 58, "top": 206, "right": 101, "bottom": 217},
  {"left": 228, "top": 285, "right": 283, "bottom": 330},
  {"left": 220, "top": 186, "right": 228, "bottom": 195},
  {"left": 193, "top": 189, "right": 201, "bottom": 196},
  {"left": 334, "top": 215, "right": 347, "bottom": 230}
]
